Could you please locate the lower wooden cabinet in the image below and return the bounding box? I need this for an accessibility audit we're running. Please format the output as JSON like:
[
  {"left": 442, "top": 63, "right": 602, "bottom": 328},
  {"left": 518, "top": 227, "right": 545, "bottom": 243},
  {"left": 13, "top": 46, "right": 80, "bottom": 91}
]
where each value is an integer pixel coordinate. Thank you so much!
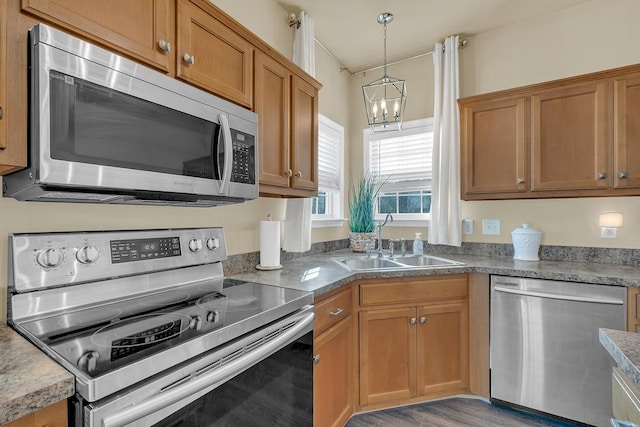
[
  {"left": 3, "top": 399, "right": 67, "bottom": 427},
  {"left": 612, "top": 367, "right": 640, "bottom": 425},
  {"left": 313, "top": 287, "right": 354, "bottom": 427},
  {"left": 314, "top": 315, "right": 354, "bottom": 427},
  {"left": 358, "top": 276, "right": 469, "bottom": 409}
]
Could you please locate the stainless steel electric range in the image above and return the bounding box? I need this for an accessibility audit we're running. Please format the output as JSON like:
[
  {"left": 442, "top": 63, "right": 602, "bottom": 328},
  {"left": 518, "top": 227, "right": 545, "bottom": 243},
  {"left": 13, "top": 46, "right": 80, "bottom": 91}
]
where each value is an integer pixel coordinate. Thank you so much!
[{"left": 7, "top": 228, "right": 314, "bottom": 427}]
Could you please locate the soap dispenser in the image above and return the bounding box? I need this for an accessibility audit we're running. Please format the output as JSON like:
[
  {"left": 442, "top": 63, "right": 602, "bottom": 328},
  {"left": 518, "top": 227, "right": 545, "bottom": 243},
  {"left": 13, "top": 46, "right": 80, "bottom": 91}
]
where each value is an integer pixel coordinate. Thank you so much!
[{"left": 413, "top": 233, "right": 424, "bottom": 255}]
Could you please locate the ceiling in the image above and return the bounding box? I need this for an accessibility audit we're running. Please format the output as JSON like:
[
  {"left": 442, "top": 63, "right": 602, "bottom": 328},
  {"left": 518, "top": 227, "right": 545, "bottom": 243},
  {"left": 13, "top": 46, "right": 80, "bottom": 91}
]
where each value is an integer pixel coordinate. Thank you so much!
[{"left": 278, "top": 0, "right": 596, "bottom": 73}]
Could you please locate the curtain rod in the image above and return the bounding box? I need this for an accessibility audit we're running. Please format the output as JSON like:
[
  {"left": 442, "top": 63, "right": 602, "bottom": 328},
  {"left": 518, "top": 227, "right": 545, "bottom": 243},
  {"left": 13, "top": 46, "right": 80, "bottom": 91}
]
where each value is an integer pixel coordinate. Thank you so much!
[
  {"left": 314, "top": 37, "right": 350, "bottom": 72},
  {"left": 352, "top": 38, "right": 468, "bottom": 76}
]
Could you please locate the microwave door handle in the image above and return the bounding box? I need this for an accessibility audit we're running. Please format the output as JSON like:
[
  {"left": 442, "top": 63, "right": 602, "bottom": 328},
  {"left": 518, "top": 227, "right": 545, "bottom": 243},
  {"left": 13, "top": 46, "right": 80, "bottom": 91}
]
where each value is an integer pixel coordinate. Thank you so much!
[
  {"left": 100, "top": 310, "right": 315, "bottom": 427},
  {"left": 217, "top": 114, "right": 233, "bottom": 195}
]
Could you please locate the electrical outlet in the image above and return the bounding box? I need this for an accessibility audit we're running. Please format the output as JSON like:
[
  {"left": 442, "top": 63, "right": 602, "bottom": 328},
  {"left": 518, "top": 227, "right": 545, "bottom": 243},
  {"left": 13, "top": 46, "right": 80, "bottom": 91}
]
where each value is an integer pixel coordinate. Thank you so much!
[
  {"left": 462, "top": 219, "right": 474, "bottom": 235},
  {"left": 601, "top": 227, "right": 617, "bottom": 239},
  {"left": 482, "top": 219, "right": 501, "bottom": 235}
]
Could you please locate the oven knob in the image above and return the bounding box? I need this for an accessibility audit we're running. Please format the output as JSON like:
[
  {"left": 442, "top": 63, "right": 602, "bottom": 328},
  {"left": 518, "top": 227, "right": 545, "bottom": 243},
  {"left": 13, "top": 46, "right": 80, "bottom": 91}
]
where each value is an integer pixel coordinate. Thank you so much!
[
  {"left": 36, "top": 248, "right": 64, "bottom": 268},
  {"left": 188, "top": 238, "right": 202, "bottom": 252},
  {"left": 206, "top": 311, "right": 217, "bottom": 323},
  {"left": 190, "top": 315, "right": 203, "bottom": 331},
  {"left": 206, "top": 237, "right": 220, "bottom": 250},
  {"left": 76, "top": 245, "right": 99, "bottom": 264},
  {"left": 77, "top": 351, "right": 100, "bottom": 374}
]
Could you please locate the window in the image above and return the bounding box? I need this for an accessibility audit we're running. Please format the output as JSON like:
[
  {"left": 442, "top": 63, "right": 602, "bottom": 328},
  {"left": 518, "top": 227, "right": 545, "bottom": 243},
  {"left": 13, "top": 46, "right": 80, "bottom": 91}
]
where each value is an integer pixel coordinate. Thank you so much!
[
  {"left": 364, "top": 118, "right": 433, "bottom": 225},
  {"left": 312, "top": 115, "right": 344, "bottom": 227}
]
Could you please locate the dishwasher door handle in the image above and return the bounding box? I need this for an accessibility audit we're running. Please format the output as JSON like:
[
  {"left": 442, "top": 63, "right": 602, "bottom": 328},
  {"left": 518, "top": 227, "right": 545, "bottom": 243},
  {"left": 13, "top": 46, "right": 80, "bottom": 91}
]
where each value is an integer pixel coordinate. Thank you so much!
[{"left": 493, "top": 285, "right": 625, "bottom": 305}]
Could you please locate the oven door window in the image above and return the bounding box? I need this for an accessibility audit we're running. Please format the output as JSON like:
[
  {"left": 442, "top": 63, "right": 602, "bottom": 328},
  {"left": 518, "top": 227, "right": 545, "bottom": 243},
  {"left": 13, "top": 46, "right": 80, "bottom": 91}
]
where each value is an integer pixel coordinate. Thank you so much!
[
  {"left": 153, "top": 333, "right": 313, "bottom": 427},
  {"left": 49, "top": 70, "right": 225, "bottom": 179}
]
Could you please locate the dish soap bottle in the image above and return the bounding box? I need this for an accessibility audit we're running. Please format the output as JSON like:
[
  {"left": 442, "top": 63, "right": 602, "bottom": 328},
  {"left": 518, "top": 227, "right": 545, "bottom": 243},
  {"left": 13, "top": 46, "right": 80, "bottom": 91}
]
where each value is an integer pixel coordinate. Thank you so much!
[{"left": 413, "top": 233, "right": 424, "bottom": 255}]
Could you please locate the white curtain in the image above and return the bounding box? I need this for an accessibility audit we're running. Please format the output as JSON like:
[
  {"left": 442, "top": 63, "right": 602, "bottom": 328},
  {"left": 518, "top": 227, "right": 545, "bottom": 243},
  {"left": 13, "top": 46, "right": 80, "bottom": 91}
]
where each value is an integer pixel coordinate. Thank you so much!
[
  {"left": 429, "top": 35, "right": 461, "bottom": 246},
  {"left": 292, "top": 11, "right": 315, "bottom": 77},
  {"left": 283, "top": 11, "right": 315, "bottom": 252}
]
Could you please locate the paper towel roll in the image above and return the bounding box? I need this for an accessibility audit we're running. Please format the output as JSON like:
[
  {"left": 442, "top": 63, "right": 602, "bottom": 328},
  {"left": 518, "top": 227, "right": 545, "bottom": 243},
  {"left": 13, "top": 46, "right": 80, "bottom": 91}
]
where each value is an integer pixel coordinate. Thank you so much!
[{"left": 259, "top": 220, "right": 281, "bottom": 268}]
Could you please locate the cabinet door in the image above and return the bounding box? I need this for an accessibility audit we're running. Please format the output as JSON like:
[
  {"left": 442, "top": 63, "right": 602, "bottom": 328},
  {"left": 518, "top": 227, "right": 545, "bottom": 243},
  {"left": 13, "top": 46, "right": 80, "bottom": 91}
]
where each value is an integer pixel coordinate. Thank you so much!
[
  {"left": 613, "top": 73, "right": 640, "bottom": 189},
  {"left": 359, "top": 307, "right": 417, "bottom": 406},
  {"left": 460, "top": 96, "right": 527, "bottom": 197},
  {"left": 0, "top": 0, "right": 6, "bottom": 151},
  {"left": 3, "top": 399, "right": 67, "bottom": 427},
  {"left": 531, "top": 81, "right": 608, "bottom": 191},
  {"left": 21, "top": 0, "right": 172, "bottom": 73},
  {"left": 417, "top": 301, "right": 469, "bottom": 397},
  {"left": 290, "top": 75, "right": 318, "bottom": 193},
  {"left": 314, "top": 315, "right": 354, "bottom": 427},
  {"left": 177, "top": 0, "right": 253, "bottom": 108},
  {"left": 254, "top": 51, "right": 291, "bottom": 188}
]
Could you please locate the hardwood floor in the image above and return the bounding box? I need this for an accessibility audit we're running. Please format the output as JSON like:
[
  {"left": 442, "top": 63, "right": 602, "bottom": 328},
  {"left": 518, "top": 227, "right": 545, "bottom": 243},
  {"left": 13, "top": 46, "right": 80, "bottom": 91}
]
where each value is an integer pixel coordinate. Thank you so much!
[{"left": 345, "top": 396, "right": 579, "bottom": 427}]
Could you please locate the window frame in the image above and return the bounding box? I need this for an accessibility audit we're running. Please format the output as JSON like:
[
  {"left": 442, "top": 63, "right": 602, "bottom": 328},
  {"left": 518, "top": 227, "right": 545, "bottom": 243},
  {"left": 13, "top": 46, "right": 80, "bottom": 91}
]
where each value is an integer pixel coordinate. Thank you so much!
[
  {"left": 312, "top": 114, "right": 345, "bottom": 228},
  {"left": 363, "top": 118, "right": 434, "bottom": 227}
]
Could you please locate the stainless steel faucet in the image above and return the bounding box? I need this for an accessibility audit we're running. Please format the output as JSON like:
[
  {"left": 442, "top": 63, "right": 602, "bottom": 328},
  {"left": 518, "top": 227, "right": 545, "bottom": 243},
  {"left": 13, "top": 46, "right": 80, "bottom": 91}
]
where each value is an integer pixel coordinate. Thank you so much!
[{"left": 376, "top": 214, "right": 393, "bottom": 258}]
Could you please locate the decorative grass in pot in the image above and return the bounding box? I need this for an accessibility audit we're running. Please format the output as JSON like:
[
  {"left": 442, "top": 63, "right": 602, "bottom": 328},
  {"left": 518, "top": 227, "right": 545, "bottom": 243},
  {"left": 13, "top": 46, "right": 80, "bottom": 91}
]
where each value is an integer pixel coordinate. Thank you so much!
[{"left": 348, "top": 173, "right": 381, "bottom": 252}]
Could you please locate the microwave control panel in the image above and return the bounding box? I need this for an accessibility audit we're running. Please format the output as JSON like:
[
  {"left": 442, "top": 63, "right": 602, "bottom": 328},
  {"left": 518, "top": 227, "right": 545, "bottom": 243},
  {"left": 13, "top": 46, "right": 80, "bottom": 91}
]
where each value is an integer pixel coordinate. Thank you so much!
[{"left": 231, "top": 129, "right": 255, "bottom": 185}]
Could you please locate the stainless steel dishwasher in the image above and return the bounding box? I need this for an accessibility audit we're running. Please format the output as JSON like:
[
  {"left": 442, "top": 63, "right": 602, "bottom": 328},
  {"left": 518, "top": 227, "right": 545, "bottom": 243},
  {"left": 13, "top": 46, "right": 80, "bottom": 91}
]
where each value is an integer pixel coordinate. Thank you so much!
[{"left": 490, "top": 276, "right": 626, "bottom": 427}]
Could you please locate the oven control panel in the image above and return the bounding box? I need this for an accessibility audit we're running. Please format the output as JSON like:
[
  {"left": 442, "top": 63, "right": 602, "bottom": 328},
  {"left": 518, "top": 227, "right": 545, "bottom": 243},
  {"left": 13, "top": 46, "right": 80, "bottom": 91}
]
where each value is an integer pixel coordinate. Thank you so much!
[{"left": 8, "top": 228, "right": 227, "bottom": 292}]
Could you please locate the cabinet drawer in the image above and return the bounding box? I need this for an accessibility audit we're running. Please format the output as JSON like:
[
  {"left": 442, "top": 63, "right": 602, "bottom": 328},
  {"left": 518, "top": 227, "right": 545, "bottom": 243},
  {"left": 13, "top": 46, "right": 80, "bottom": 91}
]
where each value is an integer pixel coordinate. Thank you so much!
[
  {"left": 360, "top": 275, "right": 468, "bottom": 307},
  {"left": 315, "top": 288, "right": 352, "bottom": 334}
]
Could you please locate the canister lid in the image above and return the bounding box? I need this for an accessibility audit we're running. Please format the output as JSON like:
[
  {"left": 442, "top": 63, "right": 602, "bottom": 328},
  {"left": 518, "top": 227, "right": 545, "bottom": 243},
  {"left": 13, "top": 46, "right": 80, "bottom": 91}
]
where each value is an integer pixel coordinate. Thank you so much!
[{"left": 511, "top": 224, "right": 541, "bottom": 235}]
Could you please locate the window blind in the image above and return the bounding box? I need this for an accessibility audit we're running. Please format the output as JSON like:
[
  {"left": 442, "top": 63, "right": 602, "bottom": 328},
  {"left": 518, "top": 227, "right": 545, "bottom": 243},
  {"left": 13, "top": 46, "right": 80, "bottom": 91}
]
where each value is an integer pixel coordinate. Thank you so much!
[{"left": 318, "top": 117, "right": 342, "bottom": 191}]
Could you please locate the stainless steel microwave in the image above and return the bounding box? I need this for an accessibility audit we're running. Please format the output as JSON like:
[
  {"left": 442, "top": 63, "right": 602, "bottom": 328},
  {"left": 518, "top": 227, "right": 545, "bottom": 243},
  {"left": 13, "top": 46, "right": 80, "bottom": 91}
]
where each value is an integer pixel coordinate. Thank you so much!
[{"left": 3, "top": 24, "right": 258, "bottom": 207}]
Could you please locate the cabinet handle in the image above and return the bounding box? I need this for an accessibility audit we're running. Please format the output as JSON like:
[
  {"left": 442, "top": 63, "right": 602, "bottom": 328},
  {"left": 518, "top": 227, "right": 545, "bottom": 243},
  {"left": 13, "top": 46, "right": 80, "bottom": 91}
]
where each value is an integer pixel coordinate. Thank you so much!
[
  {"left": 329, "top": 308, "right": 343, "bottom": 317},
  {"left": 517, "top": 178, "right": 525, "bottom": 184},
  {"left": 295, "top": 171, "right": 302, "bottom": 178},
  {"left": 619, "top": 171, "right": 629, "bottom": 179},
  {"left": 183, "top": 52, "right": 195, "bottom": 65},
  {"left": 285, "top": 169, "right": 292, "bottom": 177},
  {"left": 597, "top": 172, "right": 607, "bottom": 180},
  {"left": 419, "top": 316, "right": 427, "bottom": 324},
  {"left": 0, "top": 106, "right": 3, "bottom": 120},
  {"left": 410, "top": 317, "right": 417, "bottom": 325},
  {"left": 158, "top": 38, "right": 171, "bottom": 52},
  {"left": 313, "top": 354, "right": 320, "bottom": 364}
]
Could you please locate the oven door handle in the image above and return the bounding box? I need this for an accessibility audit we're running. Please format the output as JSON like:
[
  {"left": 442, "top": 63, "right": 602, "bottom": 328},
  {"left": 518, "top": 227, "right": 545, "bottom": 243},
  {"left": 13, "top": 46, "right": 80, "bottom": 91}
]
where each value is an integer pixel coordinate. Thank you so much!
[
  {"left": 217, "top": 113, "right": 233, "bottom": 196},
  {"left": 101, "top": 310, "right": 314, "bottom": 427}
]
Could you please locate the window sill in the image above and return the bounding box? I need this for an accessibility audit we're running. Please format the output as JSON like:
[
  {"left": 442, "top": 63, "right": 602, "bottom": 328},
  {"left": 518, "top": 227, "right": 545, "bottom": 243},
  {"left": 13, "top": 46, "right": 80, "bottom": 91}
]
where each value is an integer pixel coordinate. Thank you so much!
[
  {"left": 376, "top": 219, "right": 430, "bottom": 228},
  {"left": 312, "top": 218, "right": 346, "bottom": 228}
]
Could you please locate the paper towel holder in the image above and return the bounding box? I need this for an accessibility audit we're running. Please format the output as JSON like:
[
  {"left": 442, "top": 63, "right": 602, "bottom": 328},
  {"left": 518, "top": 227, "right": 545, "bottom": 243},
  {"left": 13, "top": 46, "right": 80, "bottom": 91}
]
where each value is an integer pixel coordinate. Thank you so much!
[{"left": 256, "top": 264, "right": 283, "bottom": 270}]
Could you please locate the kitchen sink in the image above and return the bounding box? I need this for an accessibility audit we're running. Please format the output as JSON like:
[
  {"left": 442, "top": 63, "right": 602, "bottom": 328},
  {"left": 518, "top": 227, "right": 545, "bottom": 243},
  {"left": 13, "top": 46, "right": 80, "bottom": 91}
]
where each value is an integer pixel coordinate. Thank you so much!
[{"left": 333, "top": 254, "right": 464, "bottom": 271}]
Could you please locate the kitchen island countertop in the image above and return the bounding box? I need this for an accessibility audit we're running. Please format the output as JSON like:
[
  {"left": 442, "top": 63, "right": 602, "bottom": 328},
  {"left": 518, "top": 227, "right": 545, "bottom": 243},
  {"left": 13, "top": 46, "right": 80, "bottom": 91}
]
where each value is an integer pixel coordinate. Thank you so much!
[
  {"left": 0, "top": 325, "right": 74, "bottom": 425},
  {"left": 600, "top": 328, "right": 640, "bottom": 390}
]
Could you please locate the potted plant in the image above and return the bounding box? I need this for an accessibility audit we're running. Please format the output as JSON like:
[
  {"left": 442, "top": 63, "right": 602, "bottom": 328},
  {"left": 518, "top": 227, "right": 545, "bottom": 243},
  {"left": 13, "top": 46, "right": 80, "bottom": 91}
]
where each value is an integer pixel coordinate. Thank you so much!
[{"left": 348, "top": 173, "right": 382, "bottom": 252}]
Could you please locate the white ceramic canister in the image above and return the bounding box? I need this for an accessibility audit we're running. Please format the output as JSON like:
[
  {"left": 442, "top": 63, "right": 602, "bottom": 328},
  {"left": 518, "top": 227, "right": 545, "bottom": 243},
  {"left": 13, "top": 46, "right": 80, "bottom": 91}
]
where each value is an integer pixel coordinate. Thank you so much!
[{"left": 511, "top": 224, "right": 542, "bottom": 261}]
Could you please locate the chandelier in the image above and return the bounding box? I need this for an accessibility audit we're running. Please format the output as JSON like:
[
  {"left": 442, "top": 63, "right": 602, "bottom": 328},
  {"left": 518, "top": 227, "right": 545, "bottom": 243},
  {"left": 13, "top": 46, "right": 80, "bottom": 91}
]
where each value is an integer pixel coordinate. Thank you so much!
[{"left": 362, "top": 12, "right": 407, "bottom": 133}]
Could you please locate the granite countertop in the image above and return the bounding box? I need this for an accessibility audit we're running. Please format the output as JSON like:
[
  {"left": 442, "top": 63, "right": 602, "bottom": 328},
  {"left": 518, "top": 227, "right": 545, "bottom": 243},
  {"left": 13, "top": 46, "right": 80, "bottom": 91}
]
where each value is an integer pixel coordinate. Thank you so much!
[
  {"left": 600, "top": 328, "right": 640, "bottom": 390},
  {"left": 231, "top": 251, "right": 640, "bottom": 298},
  {"left": 0, "top": 325, "right": 74, "bottom": 425}
]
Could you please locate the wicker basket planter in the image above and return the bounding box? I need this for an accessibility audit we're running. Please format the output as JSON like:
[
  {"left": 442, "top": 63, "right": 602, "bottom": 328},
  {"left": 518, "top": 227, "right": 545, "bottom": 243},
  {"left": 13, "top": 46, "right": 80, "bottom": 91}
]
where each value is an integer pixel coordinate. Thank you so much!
[{"left": 349, "top": 232, "right": 377, "bottom": 253}]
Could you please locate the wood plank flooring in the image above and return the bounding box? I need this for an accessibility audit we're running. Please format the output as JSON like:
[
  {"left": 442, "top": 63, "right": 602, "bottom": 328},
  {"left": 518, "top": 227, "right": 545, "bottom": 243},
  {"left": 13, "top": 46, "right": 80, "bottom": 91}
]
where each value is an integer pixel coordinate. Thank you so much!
[{"left": 345, "top": 397, "right": 580, "bottom": 427}]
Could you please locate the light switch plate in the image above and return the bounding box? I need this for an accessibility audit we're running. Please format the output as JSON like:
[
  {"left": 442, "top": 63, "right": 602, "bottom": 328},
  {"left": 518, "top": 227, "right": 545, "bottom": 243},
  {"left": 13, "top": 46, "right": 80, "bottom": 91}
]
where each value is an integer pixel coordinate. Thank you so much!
[
  {"left": 462, "top": 219, "right": 474, "bottom": 235},
  {"left": 482, "top": 219, "right": 501, "bottom": 235}
]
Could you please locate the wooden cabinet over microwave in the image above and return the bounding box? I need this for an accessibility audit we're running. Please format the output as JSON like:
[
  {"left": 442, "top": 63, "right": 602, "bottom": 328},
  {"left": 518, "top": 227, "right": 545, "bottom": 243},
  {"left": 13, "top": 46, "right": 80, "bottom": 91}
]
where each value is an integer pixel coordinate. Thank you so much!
[{"left": 459, "top": 63, "right": 640, "bottom": 200}]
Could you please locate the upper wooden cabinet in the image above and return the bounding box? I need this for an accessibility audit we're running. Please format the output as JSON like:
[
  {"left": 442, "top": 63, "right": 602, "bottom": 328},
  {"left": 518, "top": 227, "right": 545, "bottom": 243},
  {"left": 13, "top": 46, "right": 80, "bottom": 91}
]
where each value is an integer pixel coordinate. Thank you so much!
[
  {"left": 460, "top": 96, "right": 527, "bottom": 196},
  {"left": 21, "top": 0, "right": 173, "bottom": 73},
  {"left": 613, "top": 73, "right": 640, "bottom": 189},
  {"left": 256, "top": 52, "right": 320, "bottom": 198},
  {"left": 459, "top": 64, "right": 640, "bottom": 200},
  {"left": 176, "top": 0, "right": 253, "bottom": 108},
  {"left": 530, "top": 81, "right": 608, "bottom": 192}
]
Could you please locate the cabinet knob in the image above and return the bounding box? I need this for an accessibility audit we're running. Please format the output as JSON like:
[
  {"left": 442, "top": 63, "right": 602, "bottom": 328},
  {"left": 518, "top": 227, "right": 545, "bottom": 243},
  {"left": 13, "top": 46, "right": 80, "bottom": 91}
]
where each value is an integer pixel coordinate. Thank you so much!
[
  {"left": 597, "top": 172, "right": 607, "bottom": 180},
  {"left": 419, "top": 316, "right": 427, "bottom": 324},
  {"left": 313, "top": 354, "right": 320, "bottom": 364},
  {"left": 158, "top": 38, "right": 171, "bottom": 52},
  {"left": 285, "top": 169, "right": 293, "bottom": 177},
  {"left": 619, "top": 171, "right": 629, "bottom": 179},
  {"left": 295, "top": 171, "right": 302, "bottom": 178},
  {"left": 183, "top": 52, "right": 195, "bottom": 65},
  {"left": 517, "top": 178, "right": 525, "bottom": 184},
  {"left": 329, "top": 308, "right": 344, "bottom": 317},
  {"left": 410, "top": 317, "right": 417, "bottom": 325}
]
